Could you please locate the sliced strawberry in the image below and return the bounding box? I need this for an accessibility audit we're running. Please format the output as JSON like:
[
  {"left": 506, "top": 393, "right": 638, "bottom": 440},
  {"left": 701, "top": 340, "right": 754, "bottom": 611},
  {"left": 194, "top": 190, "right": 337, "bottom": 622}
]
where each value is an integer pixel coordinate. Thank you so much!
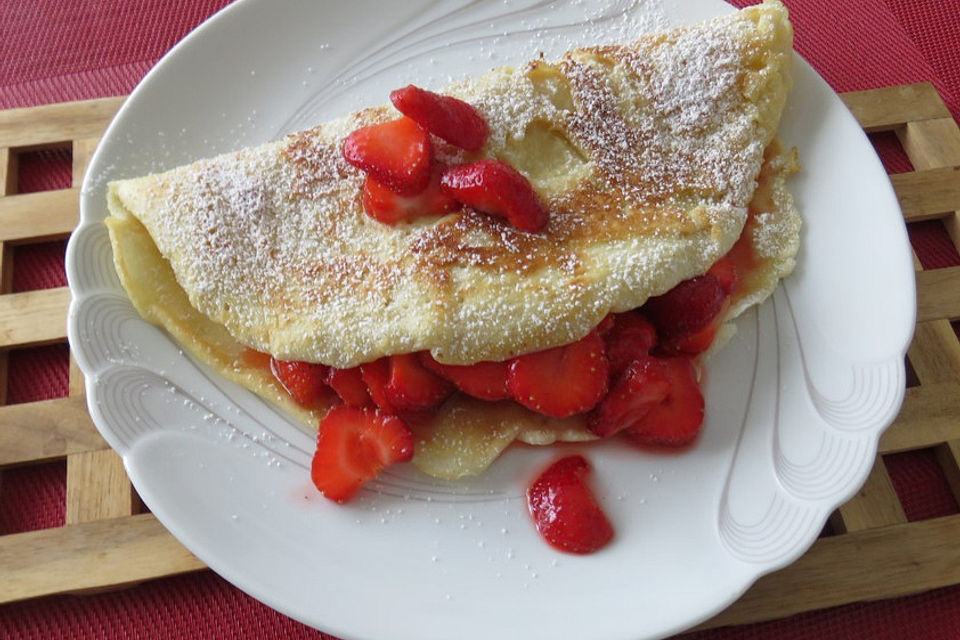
[
  {"left": 360, "top": 358, "right": 395, "bottom": 413},
  {"left": 326, "top": 366, "right": 373, "bottom": 408},
  {"left": 311, "top": 405, "right": 414, "bottom": 503},
  {"left": 362, "top": 163, "right": 459, "bottom": 224},
  {"left": 385, "top": 353, "right": 453, "bottom": 411},
  {"left": 604, "top": 312, "right": 658, "bottom": 378},
  {"left": 527, "top": 454, "right": 614, "bottom": 554},
  {"left": 269, "top": 358, "right": 331, "bottom": 408},
  {"left": 341, "top": 116, "right": 432, "bottom": 194},
  {"left": 390, "top": 85, "right": 489, "bottom": 151},
  {"left": 440, "top": 159, "right": 548, "bottom": 232},
  {"left": 643, "top": 273, "right": 725, "bottom": 340},
  {"left": 508, "top": 331, "right": 608, "bottom": 418},
  {"left": 663, "top": 307, "right": 727, "bottom": 355},
  {"left": 418, "top": 352, "right": 511, "bottom": 401},
  {"left": 708, "top": 255, "right": 738, "bottom": 295},
  {"left": 625, "top": 356, "right": 704, "bottom": 446},
  {"left": 588, "top": 356, "right": 671, "bottom": 438}
]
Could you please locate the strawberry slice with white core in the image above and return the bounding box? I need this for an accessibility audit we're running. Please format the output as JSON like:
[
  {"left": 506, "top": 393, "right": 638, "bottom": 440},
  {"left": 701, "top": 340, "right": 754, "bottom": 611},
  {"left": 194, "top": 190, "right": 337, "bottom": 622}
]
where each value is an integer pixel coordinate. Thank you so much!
[
  {"left": 440, "top": 159, "right": 548, "bottom": 232},
  {"left": 527, "top": 454, "right": 614, "bottom": 554},
  {"left": 385, "top": 353, "right": 454, "bottom": 412},
  {"left": 625, "top": 356, "right": 704, "bottom": 446},
  {"left": 359, "top": 358, "right": 395, "bottom": 414},
  {"left": 390, "top": 85, "right": 489, "bottom": 151},
  {"left": 418, "top": 352, "right": 512, "bottom": 401},
  {"left": 508, "top": 330, "right": 608, "bottom": 418},
  {"left": 325, "top": 366, "right": 373, "bottom": 408},
  {"left": 341, "top": 116, "right": 432, "bottom": 195},
  {"left": 269, "top": 358, "right": 331, "bottom": 409},
  {"left": 588, "top": 356, "right": 671, "bottom": 438},
  {"left": 311, "top": 405, "right": 414, "bottom": 503},
  {"left": 361, "top": 163, "right": 459, "bottom": 224}
]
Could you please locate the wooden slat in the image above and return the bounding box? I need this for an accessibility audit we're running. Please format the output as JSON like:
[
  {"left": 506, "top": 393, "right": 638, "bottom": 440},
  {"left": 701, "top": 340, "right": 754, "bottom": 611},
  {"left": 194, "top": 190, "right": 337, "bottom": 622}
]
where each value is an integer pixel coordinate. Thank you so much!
[
  {"left": 830, "top": 458, "right": 907, "bottom": 533},
  {"left": 841, "top": 83, "right": 951, "bottom": 132},
  {"left": 889, "top": 166, "right": 960, "bottom": 221},
  {"left": 0, "top": 396, "right": 106, "bottom": 467},
  {"left": 897, "top": 112, "right": 960, "bottom": 393},
  {"left": 0, "top": 241, "right": 13, "bottom": 406},
  {"left": 69, "top": 352, "right": 85, "bottom": 397},
  {"left": 0, "top": 187, "right": 78, "bottom": 243},
  {"left": 900, "top": 118, "right": 960, "bottom": 252},
  {"left": 0, "top": 513, "right": 204, "bottom": 604},
  {"left": 0, "top": 286, "right": 70, "bottom": 348},
  {"left": 880, "top": 383, "right": 960, "bottom": 453},
  {"left": 935, "top": 440, "right": 960, "bottom": 504},
  {"left": 916, "top": 266, "right": 960, "bottom": 322},
  {"left": 699, "top": 515, "right": 960, "bottom": 630},
  {"left": 0, "top": 97, "right": 124, "bottom": 149},
  {"left": 0, "top": 146, "right": 17, "bottom": 195},
  {"left": 900, "top": 118, "right": 960, "bottom": 170},
  {"left": 908, "top": 321, "right": 960, "bottom": 384},
  {"left": 66, "top": 449, "right": 138, "bottom": 524},
  {"left": 72, "top": 137, "right": 100, "bottom": 186}
]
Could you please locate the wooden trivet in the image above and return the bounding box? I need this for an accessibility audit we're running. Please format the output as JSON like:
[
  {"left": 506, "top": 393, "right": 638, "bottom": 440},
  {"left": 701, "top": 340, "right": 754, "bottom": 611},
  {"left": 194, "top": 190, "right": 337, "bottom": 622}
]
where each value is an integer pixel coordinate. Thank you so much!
[{"left": 0, "top": 83, "right": 958, "bottom": 629}]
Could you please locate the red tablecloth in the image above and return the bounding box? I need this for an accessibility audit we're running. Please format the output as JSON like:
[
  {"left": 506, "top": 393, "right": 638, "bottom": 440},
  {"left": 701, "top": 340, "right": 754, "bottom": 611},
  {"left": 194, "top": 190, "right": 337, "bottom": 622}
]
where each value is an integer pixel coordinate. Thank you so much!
[{"left": 1, "top": 1, "right": 959, "bottom": 638}]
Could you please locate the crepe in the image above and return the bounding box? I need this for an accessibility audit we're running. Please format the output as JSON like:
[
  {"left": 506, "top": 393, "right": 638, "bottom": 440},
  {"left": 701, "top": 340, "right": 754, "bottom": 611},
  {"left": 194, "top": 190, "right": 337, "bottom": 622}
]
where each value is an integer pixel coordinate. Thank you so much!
[
  {"left": 105, "top": 1, "right": 800, "bottom": 478},
  {"left": 107, "top": 1, "right": 792, "bottom": 368}
]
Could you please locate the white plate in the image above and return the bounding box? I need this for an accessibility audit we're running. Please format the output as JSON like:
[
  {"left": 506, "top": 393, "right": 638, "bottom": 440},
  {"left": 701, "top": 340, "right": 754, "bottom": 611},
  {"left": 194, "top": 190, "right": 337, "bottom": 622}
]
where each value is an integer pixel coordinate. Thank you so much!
[{"left": 66, "top": 1, "right": 915, "bottom": 639}]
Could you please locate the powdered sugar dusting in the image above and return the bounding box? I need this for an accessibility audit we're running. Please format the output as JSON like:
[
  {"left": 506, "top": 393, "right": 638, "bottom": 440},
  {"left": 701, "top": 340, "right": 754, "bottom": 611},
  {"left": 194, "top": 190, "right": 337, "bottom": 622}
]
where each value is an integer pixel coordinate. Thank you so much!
[{"left": 111, "top": 2, "right": 793, "bottom": 367}]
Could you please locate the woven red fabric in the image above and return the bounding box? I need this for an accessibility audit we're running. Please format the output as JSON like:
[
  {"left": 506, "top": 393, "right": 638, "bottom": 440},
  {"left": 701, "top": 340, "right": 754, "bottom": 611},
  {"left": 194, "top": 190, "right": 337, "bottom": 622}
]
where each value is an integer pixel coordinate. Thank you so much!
[
  {"left": 12, "top": 242, "right": 68, "bottom": 293},
  {"left": 886, "top": 0, "right": 960, "bottom": 121},
  {"left": 0, "top": 0, "right": 231, "bottom": 98},
  {"left": 885, "top": 450, "right": 960, "bottom": 521},
  {"left": 16, "top": 147, "right": 73, "bottom": 193},
  {"left": 0, "top": 462, "right": 65, "bottom": 535},
  {"left": 1, "top": 0, "right": 959, "bottom": 638}
]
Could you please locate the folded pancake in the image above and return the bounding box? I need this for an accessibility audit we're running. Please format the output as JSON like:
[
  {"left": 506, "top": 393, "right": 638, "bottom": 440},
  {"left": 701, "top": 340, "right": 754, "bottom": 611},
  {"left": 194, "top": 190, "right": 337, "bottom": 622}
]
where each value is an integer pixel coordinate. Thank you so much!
[{"left": 106, "top": 1, "right": 800, "bottom": 478}]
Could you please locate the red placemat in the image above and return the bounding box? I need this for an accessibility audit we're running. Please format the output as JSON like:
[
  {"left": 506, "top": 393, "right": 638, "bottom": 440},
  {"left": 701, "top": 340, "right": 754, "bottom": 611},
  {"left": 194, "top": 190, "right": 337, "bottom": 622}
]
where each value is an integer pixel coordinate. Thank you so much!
[{"left": 1, "top": 1, "right": 959, "bottom": 638}]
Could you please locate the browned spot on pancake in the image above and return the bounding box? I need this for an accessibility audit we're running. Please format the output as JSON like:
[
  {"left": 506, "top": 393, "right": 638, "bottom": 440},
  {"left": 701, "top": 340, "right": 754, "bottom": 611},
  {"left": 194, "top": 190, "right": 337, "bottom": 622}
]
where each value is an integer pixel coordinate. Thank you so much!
[
  {"left": 281, "top": 131, "right": 351, "bottom": 200},
  {"left": 407, "top": 186, "right": 694, "bottom": 280},
  {"left": 300, "top": 253, "right": 404, "bottom": 306}
]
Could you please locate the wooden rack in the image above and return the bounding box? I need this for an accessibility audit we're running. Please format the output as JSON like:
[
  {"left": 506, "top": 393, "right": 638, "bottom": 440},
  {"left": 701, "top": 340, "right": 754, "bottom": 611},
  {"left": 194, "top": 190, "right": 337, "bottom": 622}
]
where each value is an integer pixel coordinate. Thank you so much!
[{"left": 0, "top": 83, "right": 958, "bottom": 631}]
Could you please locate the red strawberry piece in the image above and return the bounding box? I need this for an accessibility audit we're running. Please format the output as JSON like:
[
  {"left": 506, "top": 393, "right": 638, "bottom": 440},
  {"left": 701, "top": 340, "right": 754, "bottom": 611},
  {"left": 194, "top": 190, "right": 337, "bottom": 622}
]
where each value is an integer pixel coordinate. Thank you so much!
[
  {"left": 390, "top": 85, "right": 489, "bottom": 151},
  {"left": 362, "top": 163, "right": 459, "bottom": 224},
  {"left": 385, "top": 353, "right": 454, "bottom": 412},
  {"left": 596, "top": 314, "right": 616, "bottom": 335},
  {"left": 508, "top": 331, "right": 608, "bottom": 418},
  {"left": 643, "top": 273, "right": 725, "bottom": 340},
  {"left": 269, "top": 358, "right": 331, "bottom": 408},
  {"left": 604, "top": 313, "right": 658, "bottom": 378},
  {"left": 311, "top": 405, "right": 414, "bottom": 503},
  {"left": 360, "top": 358, "right": 395, "bottom": 413},
  {"left": 418, "top": 352, "right": 511, "bottom": 401},
  {"left": 625, "top": 356, "right": 704, "bottom": 446},
  {"left": 341, "top": 116, "right": 432, "bottom": 194},
  {"left": 440, "top": 159, "right": 548, "bottom": 232},
  {"left": 588, "top": 356, "right": 671, "bottom": 438},
  {"left": 663, "top": 311, "right": 726, "bottom": 355},
  {"left": 708, "top": 255, "right": 738, "bottom": 295},
  {"left": 326, "top": 366, "right": 373, "bottom": 408},
  {"left": 526, "top": 454, "right": 614, "bottom": 554}
]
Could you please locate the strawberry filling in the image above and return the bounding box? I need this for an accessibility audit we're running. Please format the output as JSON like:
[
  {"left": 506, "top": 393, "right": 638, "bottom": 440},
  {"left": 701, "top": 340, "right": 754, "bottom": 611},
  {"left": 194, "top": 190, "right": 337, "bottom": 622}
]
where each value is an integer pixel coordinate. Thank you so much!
[{"left": 263, "top": 253, "right": 744, "bottom": 508}]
